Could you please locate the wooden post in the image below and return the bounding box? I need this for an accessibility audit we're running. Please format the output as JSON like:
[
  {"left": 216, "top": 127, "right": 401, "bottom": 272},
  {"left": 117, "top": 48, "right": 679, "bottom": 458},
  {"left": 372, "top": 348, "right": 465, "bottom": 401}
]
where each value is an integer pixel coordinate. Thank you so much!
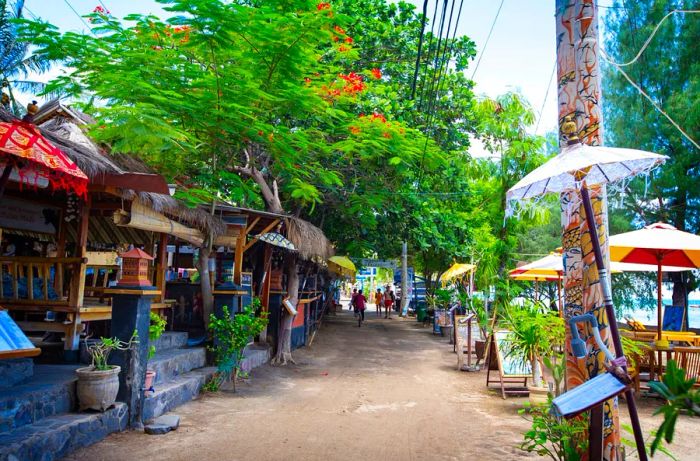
[
  {"left": 65, "top": 195, "right": 90, "bottom": 357},
  {"left": 156, "top": 233, "right": 168, "bottom": 303},
  {"left": 234, "top": 225, "right": 245, "bottom": 285},
  {"left": 556, "top": 0, "right": 620, "bottom": 458},
  {"left": 261, "top": 244, "right": 272, "bottom": 312}
]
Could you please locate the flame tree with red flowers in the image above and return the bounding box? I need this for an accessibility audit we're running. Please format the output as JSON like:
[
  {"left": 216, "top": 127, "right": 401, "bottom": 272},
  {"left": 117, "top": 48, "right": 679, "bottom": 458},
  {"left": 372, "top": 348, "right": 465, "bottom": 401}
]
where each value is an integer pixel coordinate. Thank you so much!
[{"left": 20, "top": 0, "right": 448, "bottom": 364}]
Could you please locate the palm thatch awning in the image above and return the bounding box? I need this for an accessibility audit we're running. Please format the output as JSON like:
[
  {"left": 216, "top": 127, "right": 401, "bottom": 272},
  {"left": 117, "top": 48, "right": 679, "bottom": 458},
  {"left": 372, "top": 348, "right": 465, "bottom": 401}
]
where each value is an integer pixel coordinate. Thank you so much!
[
  {"left": 0, "top": 104, "right": 225, "bottom": 237},
  {"left": 286, "top": 217, "right": 334, "bottom": 261}
]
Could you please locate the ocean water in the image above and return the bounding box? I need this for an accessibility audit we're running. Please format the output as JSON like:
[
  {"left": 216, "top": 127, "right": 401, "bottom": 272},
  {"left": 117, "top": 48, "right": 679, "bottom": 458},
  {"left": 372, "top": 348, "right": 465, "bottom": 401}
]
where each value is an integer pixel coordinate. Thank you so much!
[{"left": 618, "top": 298, "right": 700, "bottom": 329}]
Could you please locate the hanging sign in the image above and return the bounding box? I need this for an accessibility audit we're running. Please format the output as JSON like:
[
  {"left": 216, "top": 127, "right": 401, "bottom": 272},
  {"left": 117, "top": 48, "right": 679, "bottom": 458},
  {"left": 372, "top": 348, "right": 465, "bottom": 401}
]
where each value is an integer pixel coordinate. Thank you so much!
[{"left": 0, "top": 197, "right": 60, "bottom": 234}]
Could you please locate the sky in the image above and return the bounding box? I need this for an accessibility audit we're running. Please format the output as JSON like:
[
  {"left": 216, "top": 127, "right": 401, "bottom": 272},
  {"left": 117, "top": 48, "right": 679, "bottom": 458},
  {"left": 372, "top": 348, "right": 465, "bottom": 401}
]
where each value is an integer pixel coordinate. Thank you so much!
[{"left": 18, "top": 1, "right": 616, "bottom": 139}]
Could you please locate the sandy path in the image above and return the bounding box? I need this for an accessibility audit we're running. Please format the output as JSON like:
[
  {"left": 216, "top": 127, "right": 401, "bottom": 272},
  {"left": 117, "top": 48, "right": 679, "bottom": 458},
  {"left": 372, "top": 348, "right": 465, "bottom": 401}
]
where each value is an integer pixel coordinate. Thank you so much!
[{"left": 65, "top": 306, "right": 698, "bottom": 461}]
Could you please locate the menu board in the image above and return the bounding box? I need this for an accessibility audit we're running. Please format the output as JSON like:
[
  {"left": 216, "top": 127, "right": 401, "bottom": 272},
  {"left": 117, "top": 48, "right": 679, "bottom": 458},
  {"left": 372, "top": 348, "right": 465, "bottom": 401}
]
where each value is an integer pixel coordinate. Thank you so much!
[
  {"left": 455, "top": 314, "right": 474, "bottom": 347},
  {"left": 494, "top": 330, "right": 532, "bottom": 378}
]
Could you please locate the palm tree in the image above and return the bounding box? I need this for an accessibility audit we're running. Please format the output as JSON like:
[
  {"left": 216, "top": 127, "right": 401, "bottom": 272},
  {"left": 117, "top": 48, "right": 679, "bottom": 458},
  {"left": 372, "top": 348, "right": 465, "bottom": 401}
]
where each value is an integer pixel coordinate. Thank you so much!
[{"left": 1, "top": 0, "right": 51, "bottom": 115}]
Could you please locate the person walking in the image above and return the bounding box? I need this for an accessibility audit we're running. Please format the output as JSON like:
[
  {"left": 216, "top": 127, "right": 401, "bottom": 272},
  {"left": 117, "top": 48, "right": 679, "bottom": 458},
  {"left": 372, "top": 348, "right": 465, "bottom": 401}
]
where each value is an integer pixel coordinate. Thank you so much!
[
  {"left": 374, "top": 288, "right": 383, "bottom": 317},
  {"left": 355, "top": 289, "right": 367, "bottom": 327},
  {"left": 383, "top": 286, "right": 394, "bottom": 319},
  {"left": 349, "top": 288, "right": 358, "bottom": 311}
]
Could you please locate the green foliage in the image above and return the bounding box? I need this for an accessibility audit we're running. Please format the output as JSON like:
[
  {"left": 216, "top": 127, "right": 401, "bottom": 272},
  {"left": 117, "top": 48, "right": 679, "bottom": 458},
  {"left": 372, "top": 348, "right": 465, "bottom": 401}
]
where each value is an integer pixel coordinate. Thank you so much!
[
  {"left": 0, "top": 0, "right": 52, "bottom": 113},
  {"left": 207, "top": 299, "right": 268, "bottom": 392},
  {"left": 519, "top": 398, "right": 587, "bottom": 461},
  {"left": 502, "top": 300, "right": 565, "bottom": 386},
  {"left": 620, "top": 423, "right": 678, "bottom": 461},
  {"left": 148, "top": 312, "right": 167, "bottom": 360},
  {"left": 648, "top": 360, "right": 700, "bottom": 456},
  {"left": 543, "top": 353, "right": 566, "bottom": 397},
  {"left": 86, "top": 331, "right": 138, "bottom": 371},
  {"left": 603, "top": 0, "right": 699, "bottom": 302}
]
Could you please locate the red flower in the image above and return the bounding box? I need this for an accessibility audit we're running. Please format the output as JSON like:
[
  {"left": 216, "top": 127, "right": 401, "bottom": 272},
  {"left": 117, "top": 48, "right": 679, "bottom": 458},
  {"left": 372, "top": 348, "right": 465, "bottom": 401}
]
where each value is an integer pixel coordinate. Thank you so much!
[
  {"left": 350, "top": 126, "right": 361, "bottom": 135},
  {"left": 317, "top": 2, "right": 331, "bottom": 10},
  {"left": 344, "top": 36, "right": 353, "bottom": 44},
  {"left": 371, "top": 68, "right": 382, "bottom": 80},
  {"left": 257, "top": 130, "right": 264, "bottom": 136},
  {"left": 339, "top": 45, "right": 349, "bottom": 52},
  {"left": 93, "top": 5, "right": 104, "bottom": 13},
  {"left": 382, "top": 132, "right": 391, "bottom": 139},
  {"left": 333, "top": 36, "right": 339, "bottom": 42},
  {"left": 371, "top": 112, "right": 387, "bottom": 123},
  {"left": 333, "top": 25, "right": 346, "bottom": 35}
]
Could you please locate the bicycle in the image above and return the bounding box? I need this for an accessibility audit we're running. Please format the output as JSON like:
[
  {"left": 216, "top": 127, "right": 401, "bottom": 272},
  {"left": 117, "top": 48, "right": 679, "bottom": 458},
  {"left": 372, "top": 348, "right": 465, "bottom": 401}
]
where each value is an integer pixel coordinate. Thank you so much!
[{"left": 355, "top": 307, "right": 364, "bottom": 327}]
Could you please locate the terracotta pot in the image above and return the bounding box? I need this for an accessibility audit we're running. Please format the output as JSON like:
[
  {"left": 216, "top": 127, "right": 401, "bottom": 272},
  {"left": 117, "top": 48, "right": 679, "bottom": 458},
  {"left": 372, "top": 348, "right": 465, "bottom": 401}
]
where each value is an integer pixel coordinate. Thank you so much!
[
  {"left": 527, "top": 385, "right": 550, "bottom": 405},
  {"left": 76, "top": 365, "right": 121, "bottom": 412},
  {"left": 144, "top": 370, "right": 156, "bottom": 396}
]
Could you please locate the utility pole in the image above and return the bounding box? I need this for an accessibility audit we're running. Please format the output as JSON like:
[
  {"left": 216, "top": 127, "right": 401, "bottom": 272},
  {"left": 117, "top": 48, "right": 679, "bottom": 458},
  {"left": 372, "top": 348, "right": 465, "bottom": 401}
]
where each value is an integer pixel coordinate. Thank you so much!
[
  {"left": 401, "top": 241, "right": 408, "bottom": 316},
  {"left": 556, "top": 0, "right": 621, "bottom": 459}
]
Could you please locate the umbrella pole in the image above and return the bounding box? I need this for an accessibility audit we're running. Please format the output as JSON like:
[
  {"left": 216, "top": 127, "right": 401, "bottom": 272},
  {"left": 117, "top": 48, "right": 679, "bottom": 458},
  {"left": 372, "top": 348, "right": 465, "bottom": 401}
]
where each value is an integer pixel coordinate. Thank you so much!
[
  {"left": 0, "top": 164, "right": 13, "bottom": 200},
  {"left": 580, "top": 185, "right": 648, "bottom": 461},
  {"left": 557, "top": 276, "right": 563, "bottom": 318},
  {"left": 657, "top": 261, "right": 663, "bottom": 341}
]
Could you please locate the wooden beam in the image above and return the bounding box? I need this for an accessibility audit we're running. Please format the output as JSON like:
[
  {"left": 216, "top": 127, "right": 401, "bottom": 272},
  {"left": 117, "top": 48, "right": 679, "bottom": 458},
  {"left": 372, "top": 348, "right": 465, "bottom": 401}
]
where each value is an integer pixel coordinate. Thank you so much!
[
  {"left": 261, "top": 244, "right": 272, "bottom": 313},
  {"left": 234, "top": 229, "right": 244, "bottom": 285},
  {"left": 156, "top": 232, "right": 168, "bottom": 302},
  {"left": 245, "top": 217, "right": 261, "bottom": 235},
  {"left": 243, "top": 219, "right": 280, "bottom": 253}
]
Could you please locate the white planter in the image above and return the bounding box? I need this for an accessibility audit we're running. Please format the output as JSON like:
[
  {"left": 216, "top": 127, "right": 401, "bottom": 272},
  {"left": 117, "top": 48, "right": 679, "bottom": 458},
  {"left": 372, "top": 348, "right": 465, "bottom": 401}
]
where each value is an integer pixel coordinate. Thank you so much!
[
  {"left": 527, "top": 385, "right": 550, "bottom": 406},
  {"left": 76, "top": 365, "right": 121, "bottom": 412}
]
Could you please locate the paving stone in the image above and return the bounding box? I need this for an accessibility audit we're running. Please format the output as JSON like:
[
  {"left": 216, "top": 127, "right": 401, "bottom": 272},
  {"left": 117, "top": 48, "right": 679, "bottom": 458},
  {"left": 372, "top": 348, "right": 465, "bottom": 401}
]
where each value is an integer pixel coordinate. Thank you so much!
[
  {"left": 144, "top": 414, "right": 180, "bottom": 435},
  {"left": 147, "top": 348, "right": 206, "bottom": 384},
  {"left": 0, "top": 359, "right": 33, "bottom": 389}
]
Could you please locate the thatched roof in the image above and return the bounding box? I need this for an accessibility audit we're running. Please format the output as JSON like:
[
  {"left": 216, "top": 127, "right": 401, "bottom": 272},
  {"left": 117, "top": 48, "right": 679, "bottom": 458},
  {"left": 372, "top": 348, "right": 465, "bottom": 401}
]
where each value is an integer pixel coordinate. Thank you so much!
[
  {"left": 286, "top": 216, "right": 334, "bottom": 261},
  {"left": 0, "top": 105, "right": 225, "bottom": 236}
]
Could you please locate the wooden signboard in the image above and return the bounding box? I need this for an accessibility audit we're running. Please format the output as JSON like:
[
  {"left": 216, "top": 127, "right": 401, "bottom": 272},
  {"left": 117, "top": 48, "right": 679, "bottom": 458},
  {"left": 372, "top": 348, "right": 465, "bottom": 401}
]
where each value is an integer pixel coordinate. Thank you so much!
[
  {"left": 485, "top": 330, "right": 532, "bottom": 399},
  {"left": 455, "top": 314, "right": 475, "bottom": 371}
]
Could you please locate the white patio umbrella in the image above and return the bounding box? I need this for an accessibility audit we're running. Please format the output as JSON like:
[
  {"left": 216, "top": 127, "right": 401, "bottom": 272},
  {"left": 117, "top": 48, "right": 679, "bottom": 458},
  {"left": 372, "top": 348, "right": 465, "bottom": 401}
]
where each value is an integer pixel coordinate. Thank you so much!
[{"left": 506, "top": 121, "right": 667, "bottom": 460}]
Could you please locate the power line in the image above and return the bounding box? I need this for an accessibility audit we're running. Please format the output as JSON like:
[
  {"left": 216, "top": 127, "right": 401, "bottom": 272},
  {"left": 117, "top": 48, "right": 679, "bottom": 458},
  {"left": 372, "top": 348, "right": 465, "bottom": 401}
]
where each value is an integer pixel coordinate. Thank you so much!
[
  {"left": 534, "top": 61, "right": 556, "bottom": 134},
  {"left": 416, "top": 0, "right": 443, "bottom": 112},
  {"left": 63, "top": 0, "right": 96, "bottom": 36},
  {"left": 601, "top": 10, "right": 700, "bottom": 68},
  {"left": 410, "top": 0, "right": 430, "bottom": 100},
  {"left": 470, "top": 0, "right": 505, "bottom": 80},
  {"left": 600, "top": 52, "right": 700, "bottom": 151}
]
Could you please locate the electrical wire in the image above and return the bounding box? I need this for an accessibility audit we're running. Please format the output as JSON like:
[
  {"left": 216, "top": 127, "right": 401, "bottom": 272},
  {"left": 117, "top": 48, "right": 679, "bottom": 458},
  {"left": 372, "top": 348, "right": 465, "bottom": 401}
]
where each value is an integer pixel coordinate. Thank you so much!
[
  {"left": 419, "top": 0, "right": 449, "bottom": 113},
  {"left": 411, "top": 0, "right": 430, "bottom": 100},
  {"left": 470, "top": 0, "right": 505, "bottom": 80},
  {"left": 63, "top": 0, "right": 96, "bottom": 36},
  {"left": 424, "top": 0, "right": 458, "bottom": 119},
  {"left": 416, "top": 0, "right": 442, "bottom": 111},
  {"left": 600, "top": 9, "right": 700, "bottom": 68},
  {"left": 534, "top": 61, "right": 556, "bottom": 135},
  {"left": 600, "top": 51, "right": 700, "bottom": 151}
]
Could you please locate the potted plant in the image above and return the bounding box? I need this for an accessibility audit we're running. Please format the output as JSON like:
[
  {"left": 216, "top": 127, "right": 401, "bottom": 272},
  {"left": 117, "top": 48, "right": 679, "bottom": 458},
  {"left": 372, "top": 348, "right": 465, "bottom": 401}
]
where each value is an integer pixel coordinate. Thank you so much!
[
  {"left": 503, "top": 300, "right": 564, "bottom": 404},
  {"left": 76, "top": 333, "right": 137, "bottom": 411},
  {"left": 145, "top": 312, "right": 167, "bottom": 395},
  {"left": 206, "top": 298, "right": 268, "bottom": 392},
  {"left": 469, "top": 297, "right": 490, "bottom": 363}
]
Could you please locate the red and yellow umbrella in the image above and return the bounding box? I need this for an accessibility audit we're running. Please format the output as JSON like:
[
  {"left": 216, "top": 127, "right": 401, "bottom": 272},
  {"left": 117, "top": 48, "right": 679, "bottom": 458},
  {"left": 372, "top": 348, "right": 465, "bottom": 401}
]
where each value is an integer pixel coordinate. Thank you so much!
[
  {"left": 610, "top": 222, "right": 700, "bottom": 342},
  {"left": 0, "top": 119, "right": 88, "bottom": 198}
]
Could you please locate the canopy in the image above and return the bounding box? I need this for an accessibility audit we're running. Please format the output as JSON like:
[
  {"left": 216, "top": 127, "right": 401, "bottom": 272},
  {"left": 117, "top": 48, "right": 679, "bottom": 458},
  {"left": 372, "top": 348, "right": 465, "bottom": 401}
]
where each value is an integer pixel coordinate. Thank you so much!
[
  {"left": 0, "top": 120, "right": 88, "bottom": 197},
  {"left": 610, "top": 222, "right": 700, "bottom": 340},
  {"left": 610, "top": 222, "right": 700, "bottom": 268},
  {"left": 327, "top": 256, "right": 356, "bottom": 278},
  {"left": 506, "top": 142, "right": 667, "bottom": 215},
  {"left": 440, "top": 263, "right": 476, "bottom": 284}
]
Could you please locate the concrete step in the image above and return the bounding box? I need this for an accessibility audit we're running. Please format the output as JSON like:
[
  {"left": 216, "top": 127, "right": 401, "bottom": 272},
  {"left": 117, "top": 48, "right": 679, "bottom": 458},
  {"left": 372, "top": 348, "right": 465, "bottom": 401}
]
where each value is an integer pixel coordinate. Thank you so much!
[
  {"left": 240, "top": 344, "right": 270, "bottom": 373},
  {"left": 152, "top": 331, "right": 188, "bottom": 353},
  {"left": 147, "top": 347, "right": 206, "bottom": 384},
  {"left": 0, "top": 365, "right": 78, "bottom": 434},
  {"left": 0, "top": 359, "right": 34, "bottom": 389},
  {"left": 0, "top": 402, "right": 127, "bottom": 461},
  {"left": 143, "top": 367, "right": 216, "bottom": 421}
]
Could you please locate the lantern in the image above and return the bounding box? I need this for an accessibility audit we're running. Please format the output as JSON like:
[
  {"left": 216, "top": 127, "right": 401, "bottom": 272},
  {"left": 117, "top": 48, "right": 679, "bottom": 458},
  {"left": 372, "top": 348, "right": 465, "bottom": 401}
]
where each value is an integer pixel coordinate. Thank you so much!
[{"left": 118, "top": 248, "right": 154, "bottom": 287}]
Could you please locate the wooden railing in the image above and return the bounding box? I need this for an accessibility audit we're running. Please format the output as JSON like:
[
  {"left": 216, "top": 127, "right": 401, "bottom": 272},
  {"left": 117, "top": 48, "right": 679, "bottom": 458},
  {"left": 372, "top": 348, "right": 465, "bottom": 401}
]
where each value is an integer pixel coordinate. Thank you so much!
[{"left": 0, "top": 256, "right": 86, "bottom": 312}]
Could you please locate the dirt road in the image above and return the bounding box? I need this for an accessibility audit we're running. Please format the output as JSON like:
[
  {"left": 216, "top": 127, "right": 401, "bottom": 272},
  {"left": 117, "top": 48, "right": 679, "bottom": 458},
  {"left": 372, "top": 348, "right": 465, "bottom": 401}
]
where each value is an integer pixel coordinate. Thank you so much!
[{"left": 66, "top": 306, "right": 698, "bottom": 461}]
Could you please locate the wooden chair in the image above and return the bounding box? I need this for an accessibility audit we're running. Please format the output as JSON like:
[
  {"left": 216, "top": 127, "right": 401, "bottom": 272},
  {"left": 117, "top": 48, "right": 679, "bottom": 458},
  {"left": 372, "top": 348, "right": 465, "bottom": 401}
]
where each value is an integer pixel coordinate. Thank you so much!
[{"left": 672, "top": 347, "right": 700, "bottom": 387}]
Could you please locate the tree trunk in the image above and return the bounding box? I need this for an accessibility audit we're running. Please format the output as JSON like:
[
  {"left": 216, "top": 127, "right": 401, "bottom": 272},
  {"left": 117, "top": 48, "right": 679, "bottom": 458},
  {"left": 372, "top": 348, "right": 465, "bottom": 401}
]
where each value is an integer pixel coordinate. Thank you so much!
[
  {"left": 272, "top": 254, "right": 298, "bottom": 365},
  {"left": 197, "top": 246, "right": 214, "bottom": 325}
]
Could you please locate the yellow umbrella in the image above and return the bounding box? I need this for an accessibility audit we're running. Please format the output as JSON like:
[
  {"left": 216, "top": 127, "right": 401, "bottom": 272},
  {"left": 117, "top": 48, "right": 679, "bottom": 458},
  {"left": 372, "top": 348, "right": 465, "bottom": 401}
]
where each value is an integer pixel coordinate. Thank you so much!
[
  {"left": 327, "top": 256, "right": 356, "bottom": 278},
  {"left": 440, "top": 263, "right": 476, "bottom": 286}
]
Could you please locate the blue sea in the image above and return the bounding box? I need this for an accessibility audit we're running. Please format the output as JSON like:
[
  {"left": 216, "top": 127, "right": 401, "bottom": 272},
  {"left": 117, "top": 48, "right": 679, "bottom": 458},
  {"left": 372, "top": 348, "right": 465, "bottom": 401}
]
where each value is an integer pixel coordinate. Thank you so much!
[{"left": 619, "top": 298, "right": 700, "bottom": 329}]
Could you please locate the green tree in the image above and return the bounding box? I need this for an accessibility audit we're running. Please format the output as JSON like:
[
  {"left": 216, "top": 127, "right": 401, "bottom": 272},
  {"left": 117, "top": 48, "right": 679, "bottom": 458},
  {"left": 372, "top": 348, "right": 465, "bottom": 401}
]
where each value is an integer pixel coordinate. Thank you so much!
[
  {"left": 603, "top": 1, "right": 700, "bottom": 307},
  {"left": 22, "top": 0, "right": 443, "bottom": 361},
  {"left": 0, "top": 0, "right": 52, "bottom": 113}
]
